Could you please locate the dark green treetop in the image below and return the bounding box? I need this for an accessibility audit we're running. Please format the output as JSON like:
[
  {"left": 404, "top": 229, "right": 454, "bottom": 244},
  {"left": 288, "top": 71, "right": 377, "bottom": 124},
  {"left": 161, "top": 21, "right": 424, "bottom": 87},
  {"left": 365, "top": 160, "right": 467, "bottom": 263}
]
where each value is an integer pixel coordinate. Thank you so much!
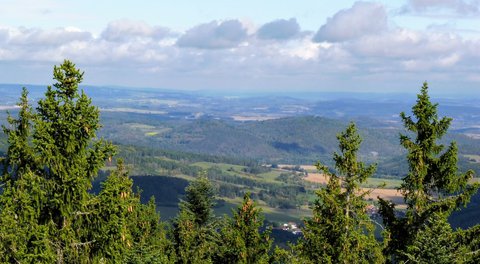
[
  {"left": 34, "top": 60, "right": 115, "bottom": 262},
  {"left": 172, "top": 174, "right": 218, "bottom": 263},
  {"left": 379, "top": 82, "right": 479, "bottom": 262},
  {"left": 399, "top": 82, "right": 474, "bottom": 211},
  {"left": 298, "top": 122, "right": 384, "bottom": 263},
  {"left": 2, "top": 88, "right": 35, "bottom": 181},
  {"left": 217, "top": 193, "right": 272, "bottom": 264},
  {"left": 181, "top": 173, "right": 216, "bottom": 226},
  {"left": 93, "top": 160, "right": 173, "bottom": 263}
]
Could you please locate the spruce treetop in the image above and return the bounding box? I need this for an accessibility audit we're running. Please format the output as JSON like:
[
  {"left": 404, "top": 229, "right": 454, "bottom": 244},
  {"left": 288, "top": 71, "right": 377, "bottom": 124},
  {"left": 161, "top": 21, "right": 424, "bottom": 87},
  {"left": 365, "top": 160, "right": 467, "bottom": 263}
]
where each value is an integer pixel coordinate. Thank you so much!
[
  {"left": 380, "top": 82, "right": 479, "bottom": 262},
  {"left": 181, "top": 174, "right": 216, "bottom": 226},
  {"left": 398, "top": 82, "right": 475, "bottom": 213},
  {"left": 299, "top": 122, "right": 383, "bottom": 263},
  {"left": 53, "top": 60, "right": 84, "bottom": 99}
]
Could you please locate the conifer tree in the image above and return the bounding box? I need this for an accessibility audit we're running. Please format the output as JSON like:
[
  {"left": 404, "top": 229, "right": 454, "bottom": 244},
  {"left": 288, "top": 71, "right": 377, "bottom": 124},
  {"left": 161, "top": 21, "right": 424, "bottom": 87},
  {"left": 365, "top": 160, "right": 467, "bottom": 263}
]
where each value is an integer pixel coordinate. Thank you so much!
[
  {"left": 270, "top": 247, "right": 306, "bottom": 264},
  {"left": 2, "top": 88, "right": 35, "bottom": 181},
  {"left": 93, "top": 160, "right": 172, "bottom": 263},
  {"left": 33, "top": 60, "right": 115, "bottom": 262},
  {"left": 402, "top": 213, "right": 469, "bottom": 263},
  {"left": 0, "top": 89, "right": 56, "bottom": 262},
  {"left": 92, "top": 159, "right": 137, "bottom": 261},
  {"left": 172, "top": 174, "right": 218, "bottom": 263},
  {"left": 298, "top": 123, "right": 384, "bottom": 264},
  {"left": 454, "top": 223, "right": 480, "bottom": 262},
  {"left": 0, "top": 60, "right": 172, "bottom": 263},
  {"left": 379, "top": 82, "right": 479, "bottom": 262},
  {"left": 181, "top": 174, "right": 216, "bottom": 226},
  {"left": 126, "top": 197, "right": 174, "bottom": 263},
  {"left": 217, "top": 193, "right": 272, "bottom": 264}
]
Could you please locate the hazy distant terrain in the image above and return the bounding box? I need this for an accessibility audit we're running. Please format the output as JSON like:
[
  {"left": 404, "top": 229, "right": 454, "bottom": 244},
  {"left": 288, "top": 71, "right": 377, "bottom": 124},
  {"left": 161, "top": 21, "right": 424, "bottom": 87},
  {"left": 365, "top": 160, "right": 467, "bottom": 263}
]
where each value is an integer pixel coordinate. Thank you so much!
[
  {"left": 1, "top": 83, "right": 479, "bottom": 178},
  {"left": 2, "top": 84, "right": 480, "bottom": 130}
]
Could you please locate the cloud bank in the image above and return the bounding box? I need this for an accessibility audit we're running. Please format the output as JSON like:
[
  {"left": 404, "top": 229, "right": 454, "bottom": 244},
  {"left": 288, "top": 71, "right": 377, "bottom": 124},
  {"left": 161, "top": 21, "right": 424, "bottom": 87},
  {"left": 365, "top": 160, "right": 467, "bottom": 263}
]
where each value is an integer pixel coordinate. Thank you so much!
[
  {"left": 177, "top": 20, "right": 248, "bottom": 49},
  {"left": 101, "top": 19, "right": 172, "bottom": 42},
  {"left": 0, "top": 2, "right": 479, "bottom": 92}
]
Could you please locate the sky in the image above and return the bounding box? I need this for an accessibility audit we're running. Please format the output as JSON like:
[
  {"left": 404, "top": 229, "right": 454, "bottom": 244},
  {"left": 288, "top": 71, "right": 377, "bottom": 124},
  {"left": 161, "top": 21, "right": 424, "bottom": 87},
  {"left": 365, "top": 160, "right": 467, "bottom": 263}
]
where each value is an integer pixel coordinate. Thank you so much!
[{"left": 0, "top": 0, "right": 479, "bottom": 94}]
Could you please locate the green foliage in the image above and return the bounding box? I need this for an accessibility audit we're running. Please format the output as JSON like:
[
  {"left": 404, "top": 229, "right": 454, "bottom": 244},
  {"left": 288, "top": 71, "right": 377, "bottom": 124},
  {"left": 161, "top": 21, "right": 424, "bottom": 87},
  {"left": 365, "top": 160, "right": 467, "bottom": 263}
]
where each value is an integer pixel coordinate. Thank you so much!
[
  {"left": 379, "top": 82, "right": 480, "bottom": 262},
  {"left": 0, "top": 88, "right": 54, "bottom": 262},
  {"left": 298, "top": 123, "right": 384, "bottom": 263},
  {"left": 181, "top": 174, "right": 216, "bottom": 226},
  {"left": 242, "top": 164, "right": 271, "bottom": 175},
  {"left": 454, "top": 224, "right": 480, "bottom": 262},
  {"left": 271, "top": 247, "right": 312, "bottom": 264},
  {"left": 217, "top": 193, "right": 272, "bottom": 264},
  {"left": 0, "top": 170, "right": 55, "bottom": 263},
  {"left": 402, "top": 213, "right": 470, "bottom": 263},
  {"left": 126, "top": 197, "right": 173, "bottom": 263},
  {"left": 0, "top": 60, "right": 169, "bottom": 263},
  {"left": 172, "top": 175, "right": 218, "bottom": 263},
  {"left": 2, "top": 88, "right": 35, "bottom": 181},
  {"left": 92, "top": 160, "right": 136, "bottom": 261},
  {"left": 92, "top": 160, "right": 172, "bottom": 262}
]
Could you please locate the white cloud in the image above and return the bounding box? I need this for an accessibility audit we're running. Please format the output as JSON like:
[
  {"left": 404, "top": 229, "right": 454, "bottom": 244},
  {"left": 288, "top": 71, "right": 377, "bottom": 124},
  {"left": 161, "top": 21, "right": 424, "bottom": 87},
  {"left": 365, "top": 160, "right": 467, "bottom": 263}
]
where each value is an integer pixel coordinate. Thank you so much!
[
  {"left": 347, "top": 29, "right": 463, "bottom": 59},
  {"left": 176, "top": 20, "right": 248, "bottom": 49},
  {"left": 313, "top": 2, "right": 388, "bottom": 43},
  {"left": 280, "top": 40, "right": 320, "bottom": 60},
  {"left": 257, "top": 18, "right": 301, "bottom": 40},
  {"left": 339, "top": 28, "right": 475, "bottom": 74},
  {"left": 406, "top": 0, "right": 480, "bottom": 15},
  {"left": 101, "top": 19, "right": 172, "bottom": 42},
  {"left": 7, "top": 27, "right": 92, "bottom": 47}
]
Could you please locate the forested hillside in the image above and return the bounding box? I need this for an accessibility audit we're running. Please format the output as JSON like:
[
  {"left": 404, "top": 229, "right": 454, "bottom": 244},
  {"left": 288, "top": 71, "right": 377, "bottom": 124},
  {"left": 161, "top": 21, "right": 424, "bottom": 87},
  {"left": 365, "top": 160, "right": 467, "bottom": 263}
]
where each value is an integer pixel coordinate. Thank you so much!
[{"left": 93, "top": 114, "right": 480, "bottom": 179}]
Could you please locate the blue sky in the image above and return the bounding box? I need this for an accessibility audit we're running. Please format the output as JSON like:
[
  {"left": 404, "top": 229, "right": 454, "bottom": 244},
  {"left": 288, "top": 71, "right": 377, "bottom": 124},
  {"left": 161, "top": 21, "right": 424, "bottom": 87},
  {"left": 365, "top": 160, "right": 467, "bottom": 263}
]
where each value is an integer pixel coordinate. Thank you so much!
[{"left": 0, "top": 0, "right": 479, "bottom": 93}]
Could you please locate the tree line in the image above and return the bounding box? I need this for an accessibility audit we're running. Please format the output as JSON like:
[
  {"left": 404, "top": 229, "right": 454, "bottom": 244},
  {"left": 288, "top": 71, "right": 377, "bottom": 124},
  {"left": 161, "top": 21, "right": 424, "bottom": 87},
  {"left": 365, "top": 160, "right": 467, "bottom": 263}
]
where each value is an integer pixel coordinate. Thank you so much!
[{"left": 1, "top": 61, "right": 480, "bottom": 263}]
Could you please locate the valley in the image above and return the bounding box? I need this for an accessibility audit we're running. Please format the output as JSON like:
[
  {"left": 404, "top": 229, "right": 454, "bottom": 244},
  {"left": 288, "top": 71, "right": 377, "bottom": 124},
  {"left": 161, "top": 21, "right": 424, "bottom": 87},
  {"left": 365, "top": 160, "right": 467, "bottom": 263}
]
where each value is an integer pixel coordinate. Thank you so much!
[{"left": 1, "top": 84, "right": 480, "bottom": 227}]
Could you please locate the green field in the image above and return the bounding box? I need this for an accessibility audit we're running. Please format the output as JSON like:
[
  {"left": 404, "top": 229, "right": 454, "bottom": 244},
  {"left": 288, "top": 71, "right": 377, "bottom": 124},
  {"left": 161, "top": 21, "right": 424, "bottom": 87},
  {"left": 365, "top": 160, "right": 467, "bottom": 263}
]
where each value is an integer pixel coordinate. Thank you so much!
[
  {"left": 145, "top": 131, "right": 159, "bottom": 136},
  {"left": 465, "top": 154, "right": 480, "bottom": 163},
  {"left": 362, "top": 177, "right": 402, "bottom": 189},
  {"left": 257, "top": 170, "right": 285, "bottom": 182},
  {"left": 192, "top": 162, "right": 246, "bottom": 172},
  {"left": 158, "top": 199, "right": 310, "bottom": 224}
]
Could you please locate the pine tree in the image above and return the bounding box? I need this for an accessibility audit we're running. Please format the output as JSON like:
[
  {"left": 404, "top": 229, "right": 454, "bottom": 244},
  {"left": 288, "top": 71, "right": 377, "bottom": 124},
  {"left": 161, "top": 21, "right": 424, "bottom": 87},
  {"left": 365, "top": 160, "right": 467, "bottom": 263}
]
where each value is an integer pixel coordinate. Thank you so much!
[
  {"left": 402, "top": 213, "right": 469, "bottom": 263},
  {"left": 217, "top": 193, "right": 272, "bottom": 264},
  {"left": 270, "top": 247, "right": 307, "bottom": 264},
  {"left": 0, "top": 88, "right": 56, "bottom": 262},
  {"left": 379, "top": 82, "right": 479, "bottom": 262},
  {"left": 2, "top": 88, "right": 36, "bottom": 181},
  {"left": 172, "top": 174, "right": 218, "bottom": 263},
  {"left": 0, "top": 61, "right": 161, "bottom": 263},
  {"left": 181, "top": 174, "right": 216, "bottom": 226},
  {"left": 126, "top": 197, "right": 174, "bottom": 263},
  {"left": 91, "top": 159, "right": 137, "bottom": 261},
  {"left": 33, "top": 60, "right": 115, "bottom": 262},
  {"left": 92, "top": 160, "right": 172, "bottom": 263},
  {"left": 298, "top": 123, "right": 384, "bottom": 264},
  {"left": 454, "top": 223, "right": 480, "bottom": 262}
]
